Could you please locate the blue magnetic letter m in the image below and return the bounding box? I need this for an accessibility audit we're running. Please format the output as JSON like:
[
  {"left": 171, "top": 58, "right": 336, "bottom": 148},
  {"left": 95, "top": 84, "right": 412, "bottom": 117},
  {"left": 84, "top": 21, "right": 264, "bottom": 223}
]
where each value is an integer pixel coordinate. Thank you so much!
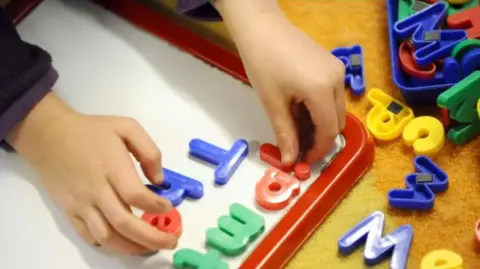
[{"left": 338, "top": 211, "right": 413, "bottom": 269}]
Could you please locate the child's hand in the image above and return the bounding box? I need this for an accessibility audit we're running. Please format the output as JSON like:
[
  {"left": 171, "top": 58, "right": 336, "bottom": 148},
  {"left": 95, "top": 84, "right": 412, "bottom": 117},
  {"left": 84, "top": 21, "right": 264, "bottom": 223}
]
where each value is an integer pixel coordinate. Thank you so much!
[
  {"left": 216, "top": 0, "right": 346, "bottom": 164},
  {"left": 7, "top": 93, "right": 177, "bottom": 255}
]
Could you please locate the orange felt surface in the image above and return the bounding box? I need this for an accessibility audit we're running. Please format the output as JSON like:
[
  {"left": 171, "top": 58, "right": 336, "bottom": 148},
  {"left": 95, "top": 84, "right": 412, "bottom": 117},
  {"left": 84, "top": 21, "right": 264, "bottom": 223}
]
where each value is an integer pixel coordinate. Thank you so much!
[
  {"left": 278, "top": 1, "right": 480, "bottom": 268},
  {"left": 141, "top": 0, "right": 480, "bottom": 268}
]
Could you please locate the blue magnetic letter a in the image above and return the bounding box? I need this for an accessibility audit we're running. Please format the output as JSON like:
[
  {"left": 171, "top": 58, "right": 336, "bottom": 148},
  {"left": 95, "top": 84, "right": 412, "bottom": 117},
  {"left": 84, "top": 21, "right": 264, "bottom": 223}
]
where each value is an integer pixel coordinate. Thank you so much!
[{"left": 338, "top": 211, "right": 413, "bottom": 269}]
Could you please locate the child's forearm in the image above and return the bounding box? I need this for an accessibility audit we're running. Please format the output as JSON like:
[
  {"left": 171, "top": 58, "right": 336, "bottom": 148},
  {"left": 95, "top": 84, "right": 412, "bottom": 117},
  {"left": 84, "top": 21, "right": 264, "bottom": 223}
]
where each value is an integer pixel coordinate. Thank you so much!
[
  {"left": 211, "top": 0, "right": 284, "bottom": 45},
  {"left": 0, "top": 7, "right": 58, "bottom": 148}
]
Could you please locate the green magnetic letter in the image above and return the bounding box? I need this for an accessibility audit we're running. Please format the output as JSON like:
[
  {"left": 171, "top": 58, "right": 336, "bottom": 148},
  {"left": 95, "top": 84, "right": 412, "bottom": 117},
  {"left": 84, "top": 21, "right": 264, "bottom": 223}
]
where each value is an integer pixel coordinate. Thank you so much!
[{"left": 206, "top": 203, "right": 265, "bottom": 256}]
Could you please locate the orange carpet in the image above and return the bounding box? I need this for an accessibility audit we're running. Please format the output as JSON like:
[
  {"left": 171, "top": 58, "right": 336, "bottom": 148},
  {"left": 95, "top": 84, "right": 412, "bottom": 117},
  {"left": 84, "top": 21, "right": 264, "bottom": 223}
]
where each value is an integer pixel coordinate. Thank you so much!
[{"left": 146, "top": 0, "right": 480, "bottom": 268}]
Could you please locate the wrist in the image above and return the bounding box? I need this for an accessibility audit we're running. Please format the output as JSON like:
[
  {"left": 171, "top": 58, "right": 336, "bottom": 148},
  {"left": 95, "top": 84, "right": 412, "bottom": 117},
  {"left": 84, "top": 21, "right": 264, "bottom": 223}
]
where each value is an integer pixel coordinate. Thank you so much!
[
  {"left": 213, "top": 0, "right": 285, "bottom": 43},
  {"left": 6, "top": 91, "right": 76, "bottom": 153}
]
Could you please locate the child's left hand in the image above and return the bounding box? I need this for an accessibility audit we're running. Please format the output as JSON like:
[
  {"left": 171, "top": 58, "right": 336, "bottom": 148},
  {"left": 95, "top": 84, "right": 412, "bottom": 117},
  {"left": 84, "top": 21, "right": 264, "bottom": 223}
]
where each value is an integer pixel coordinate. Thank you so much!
[{"left": 217, "top": 1, "right": 346, "bottom": 165}]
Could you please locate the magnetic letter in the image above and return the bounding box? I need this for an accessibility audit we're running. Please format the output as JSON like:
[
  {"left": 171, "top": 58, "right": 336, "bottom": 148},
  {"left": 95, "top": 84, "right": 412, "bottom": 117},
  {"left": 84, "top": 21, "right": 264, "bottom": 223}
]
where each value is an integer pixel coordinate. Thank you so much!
[
  {"left": 141, "top": 207, "right": 183, "bottom": 238},
  {"left": 420, "top": 249, "right": 463, "bottom": 269},
  {"left": 189, "top": 139, "right": 248, "bottom": 185},
  {"left": 206, "top": 203, "right": 265, "bottom": 256},
  {"left": 338, "top": 211, "right": 413, "bottom": 269},
  {"left": 173, "top": 249, "right": 229, "bottom": 269},
  {"left": 147, "top": 168, "right": 204, "bottom": 207},
  {"left": 402, "top": 116, "right": 445, "bottom": 157},
  {"left": 255, "top": 167, "right": 300, "bottom": 211}
]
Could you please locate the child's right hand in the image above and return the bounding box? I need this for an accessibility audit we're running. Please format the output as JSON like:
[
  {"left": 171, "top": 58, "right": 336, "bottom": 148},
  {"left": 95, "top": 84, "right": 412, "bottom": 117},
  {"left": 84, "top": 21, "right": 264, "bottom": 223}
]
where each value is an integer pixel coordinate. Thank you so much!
[{"left": 6, "top": 92, "right": 177, "bottom": 255}]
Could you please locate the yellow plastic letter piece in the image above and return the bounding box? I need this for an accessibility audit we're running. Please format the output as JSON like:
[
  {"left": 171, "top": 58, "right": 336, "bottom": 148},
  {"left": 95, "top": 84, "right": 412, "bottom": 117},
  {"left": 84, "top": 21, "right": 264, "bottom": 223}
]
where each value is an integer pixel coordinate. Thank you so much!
[
  {"left": 421, "top": 249, "right": 463, "bottom": 269},
  {"left": 366, "top": 88, "right": 415, "bottom": 141},
  {"left": 403, "top": 116, "right": 445, "bottom": 157},
  {"left": 446, "top": 0, "right": 469, "bottom": 5},
  {"left": 477, "top": 98, "right": 480, "bottom": 119}
]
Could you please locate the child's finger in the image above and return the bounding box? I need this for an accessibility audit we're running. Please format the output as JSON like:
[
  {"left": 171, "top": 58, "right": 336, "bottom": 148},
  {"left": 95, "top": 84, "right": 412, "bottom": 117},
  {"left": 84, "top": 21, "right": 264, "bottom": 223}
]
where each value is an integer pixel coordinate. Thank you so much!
[
  {"left": 260, "top": 92, "right": 299, "bottom": 165},
  {"left": 334, "top": 84, "right": 346, "bottom": 131},
  {"left": 304, "top": 91, "right": 339, "bottom": 163},
  {"left": 96, "top": 186, "right": 178, "bottom": 250},
  {"left": 83, "top": 206, "right": 150, "bottom": 255},
  {"left": 114, "top": 118, "right": 163, "bottom": 185},
  {"left": 106, "top": 147, "right": 171, "bottom": 214},
  {"left": 69, "top": 215, "right": 98, "bottom": 246}
]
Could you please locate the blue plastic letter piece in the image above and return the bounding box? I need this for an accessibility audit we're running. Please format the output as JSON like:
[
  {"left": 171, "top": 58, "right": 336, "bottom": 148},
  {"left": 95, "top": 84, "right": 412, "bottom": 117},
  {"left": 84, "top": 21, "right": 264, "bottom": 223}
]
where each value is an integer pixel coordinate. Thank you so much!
[
  {"left": 331, "top": 45, "right": 366, "bottom": 96},
  {"left": 388, "top": 156, "right": 448, "bottom": 211},
  {"left": 460, "top": 48, "right": 480, "bottom": 78},
  {"left": 338, "top": 211, "right": 413, "bottom": 269},
  {"left": 147, "top": 168, "right": 204, "bottom": 207},
  {"left": 394, "top": 2, "right": 467, "bottom": 67},
  {"left": 189, "top": 139, "right": 249, "bottom": 185}
]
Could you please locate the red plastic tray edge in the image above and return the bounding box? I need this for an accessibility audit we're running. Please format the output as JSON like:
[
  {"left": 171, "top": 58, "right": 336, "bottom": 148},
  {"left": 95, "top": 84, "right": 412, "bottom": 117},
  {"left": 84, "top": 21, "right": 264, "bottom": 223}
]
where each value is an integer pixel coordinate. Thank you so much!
[
  {"left": 5, "top": 0, "right": 43, "bottom": 24},
  {"left": 90, "top": 0, "right": 249, "bottom": 85},
  {"left": 10, "top": 0, "right": 375, "bottom": 267}
]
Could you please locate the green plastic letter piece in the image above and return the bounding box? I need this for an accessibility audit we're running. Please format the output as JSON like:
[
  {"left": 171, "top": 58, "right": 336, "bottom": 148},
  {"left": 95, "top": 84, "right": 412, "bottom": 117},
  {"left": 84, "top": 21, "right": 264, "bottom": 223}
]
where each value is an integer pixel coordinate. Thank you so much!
[
  {"left": 173, "top": 249, "right": 229, "bottom": 269},
  {"left": 437, "top": 71, "right": 480, "bottom": 123},
  {"left": 451, "top": 39, "right": 480, "bottom": 61},
  {"left": 448, "top": 0, "right": 478, "bottom": 16},
  {"left": 206, "top": 203, "right": 265, "bottom": 256},
  {"left": 448, "top": 119, "right": 480, "bottom": 145},
  {"left": 398, "top": 0, "right": 413, "bottom": 21}
]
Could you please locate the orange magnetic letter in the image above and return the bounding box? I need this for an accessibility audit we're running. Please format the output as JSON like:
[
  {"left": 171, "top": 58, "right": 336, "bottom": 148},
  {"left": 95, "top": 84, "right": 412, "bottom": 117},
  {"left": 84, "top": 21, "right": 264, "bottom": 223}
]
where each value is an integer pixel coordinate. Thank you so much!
[
  {"left": 255, "top": 167, "right": 300, "bottom": 211},
  {"left": 141, "top": 207, "right": 183, "bottom": 238}
]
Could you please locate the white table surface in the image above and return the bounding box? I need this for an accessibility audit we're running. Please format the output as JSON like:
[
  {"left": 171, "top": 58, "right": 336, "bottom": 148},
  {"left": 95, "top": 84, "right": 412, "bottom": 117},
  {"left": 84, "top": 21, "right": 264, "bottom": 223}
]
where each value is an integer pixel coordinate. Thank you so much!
[{"left": 0, "top": 1, "right": 344, "bottom": 268}]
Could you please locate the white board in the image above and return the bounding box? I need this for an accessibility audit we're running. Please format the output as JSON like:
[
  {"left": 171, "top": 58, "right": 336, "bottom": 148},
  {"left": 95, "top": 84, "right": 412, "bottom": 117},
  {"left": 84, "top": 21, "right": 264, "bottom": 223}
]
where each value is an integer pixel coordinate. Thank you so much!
[{"left": 0, "top": 1, "right": 343, "bottom": 268}]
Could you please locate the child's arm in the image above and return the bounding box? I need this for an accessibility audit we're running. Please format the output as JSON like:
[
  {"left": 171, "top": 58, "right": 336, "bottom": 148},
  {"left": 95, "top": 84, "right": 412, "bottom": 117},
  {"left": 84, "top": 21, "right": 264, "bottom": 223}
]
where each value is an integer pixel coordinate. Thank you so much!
[
  {"left": 0, "top": 7, "right": 56, "bottom": 146},
  {"left": 1, "top": 7, "right": 177, "bottom": 255},
  {"left": 178, "top": 0, "right": 347, "bottom": 164}
]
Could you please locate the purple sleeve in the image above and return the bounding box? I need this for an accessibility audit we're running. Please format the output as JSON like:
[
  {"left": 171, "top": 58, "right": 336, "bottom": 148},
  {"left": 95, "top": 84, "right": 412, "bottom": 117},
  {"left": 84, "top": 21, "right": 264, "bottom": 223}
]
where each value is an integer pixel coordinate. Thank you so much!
[
  {"left": 176, "top": 0, "right": 222, "bottom": 21},
  {"left": 0, "top": 7, "right": 58, "bottom": 147}
]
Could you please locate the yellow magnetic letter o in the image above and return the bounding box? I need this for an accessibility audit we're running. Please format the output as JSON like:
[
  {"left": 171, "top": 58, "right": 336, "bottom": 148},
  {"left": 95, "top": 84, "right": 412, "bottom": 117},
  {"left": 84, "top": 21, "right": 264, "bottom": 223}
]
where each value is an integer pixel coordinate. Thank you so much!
[
  {"left": 477, "top": 98, "right": 480, "bottom": 119},
  {"left": 403, "top": 116, "right": 445, "bottom": 157},
  {"left": 421, "top": 249, "right": 463, "bottom": 269},
  {"left": 446, "top": 0, "right": 469, "bottom": 5}
]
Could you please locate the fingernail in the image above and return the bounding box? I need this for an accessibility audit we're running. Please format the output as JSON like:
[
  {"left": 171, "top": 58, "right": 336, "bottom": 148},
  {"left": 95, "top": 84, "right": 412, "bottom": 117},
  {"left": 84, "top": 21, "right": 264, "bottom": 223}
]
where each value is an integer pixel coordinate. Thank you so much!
[
  {"left": 281, "top": 151, "right": 294, "bottom": 164},
  {"left": 141, "top": 250, "right": 159, "bottom": 257}
]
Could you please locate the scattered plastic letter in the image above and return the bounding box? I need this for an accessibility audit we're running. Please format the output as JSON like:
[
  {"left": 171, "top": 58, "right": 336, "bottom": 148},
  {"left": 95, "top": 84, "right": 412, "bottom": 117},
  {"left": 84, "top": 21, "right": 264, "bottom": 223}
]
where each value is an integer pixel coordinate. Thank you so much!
[
  {"left": 388, "top": 156, "right": 448, "bottom": 211},
  {"left": 438, "top": 71, "right": 480, "bottom": 123},
  {"left": 255, "top": 167, "right": 301, "bottom": 211},
  {"left": 146, "top": 168, "right": 204, "bottom": 207},
  {"left": 338, "top": 211, "right": 413, "bottom": 269},
  {"left": 206, "top": 203, "right": 265, "bottom": 256},
  {"left": 141, "top": 207, "right": 183, "bottom": 238},
  {"left": 420, "top": 249, "right": 463, "bottom": 269},
  {"left": 173, "top": 249, "right": 229, "bottom": 269},
  {"left": 402, "top": 116, "right": 445, "bottom": 157},
  {"left": 189, "top": 138, "right": 248, "bottom": 185},
  {"left": 366, "top": 88, "right": 415, "bottom": 141}
]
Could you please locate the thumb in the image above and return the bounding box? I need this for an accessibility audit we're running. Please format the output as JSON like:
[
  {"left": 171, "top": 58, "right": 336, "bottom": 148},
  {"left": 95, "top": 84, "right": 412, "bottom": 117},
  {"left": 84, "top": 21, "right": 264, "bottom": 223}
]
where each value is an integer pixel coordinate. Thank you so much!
[{"left": 261, "top": 94, "right": 299, "bottom": 165}]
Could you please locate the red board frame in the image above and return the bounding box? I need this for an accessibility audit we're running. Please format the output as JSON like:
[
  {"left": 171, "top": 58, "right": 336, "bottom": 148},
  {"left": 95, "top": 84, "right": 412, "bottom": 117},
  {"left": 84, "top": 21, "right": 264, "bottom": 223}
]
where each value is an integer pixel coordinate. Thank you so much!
[
  {"left": 10, "top": 0, "right": 375, "bottom": 267},
  {"left": 5, "top": 0, "right": 42, "bottom": 24}
]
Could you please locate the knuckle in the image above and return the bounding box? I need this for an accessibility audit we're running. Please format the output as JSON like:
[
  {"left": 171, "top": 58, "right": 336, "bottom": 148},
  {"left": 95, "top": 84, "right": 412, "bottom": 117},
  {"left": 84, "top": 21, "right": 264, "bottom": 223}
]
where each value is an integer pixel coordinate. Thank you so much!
[
  {"left": 122, "top": 117, "right": 141, "bottom": 130},
  {"left": 111, "top": 215, "right": 130, "bottom": 230},
  {"left": 143, "top": 149, "right": 161, "bottom": 165},
  {"left": 124, "top": 190, "right": 147, "bottom": 206},
  {"left": 97, "top": 228, "right": 114, "bottom": 244}
]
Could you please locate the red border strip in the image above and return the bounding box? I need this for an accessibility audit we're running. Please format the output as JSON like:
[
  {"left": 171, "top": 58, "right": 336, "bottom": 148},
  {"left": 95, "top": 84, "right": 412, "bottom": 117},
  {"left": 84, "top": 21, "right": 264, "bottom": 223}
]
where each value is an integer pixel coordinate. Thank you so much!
[
  {"left": 89, "top": 1, "right": 375, "bottom": 268},
  {"left": 5, "top": 0, "right": 43, "bottom": 24},
  {"left": 91, "top": 0, "right": 249, "bottom": 84}
]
